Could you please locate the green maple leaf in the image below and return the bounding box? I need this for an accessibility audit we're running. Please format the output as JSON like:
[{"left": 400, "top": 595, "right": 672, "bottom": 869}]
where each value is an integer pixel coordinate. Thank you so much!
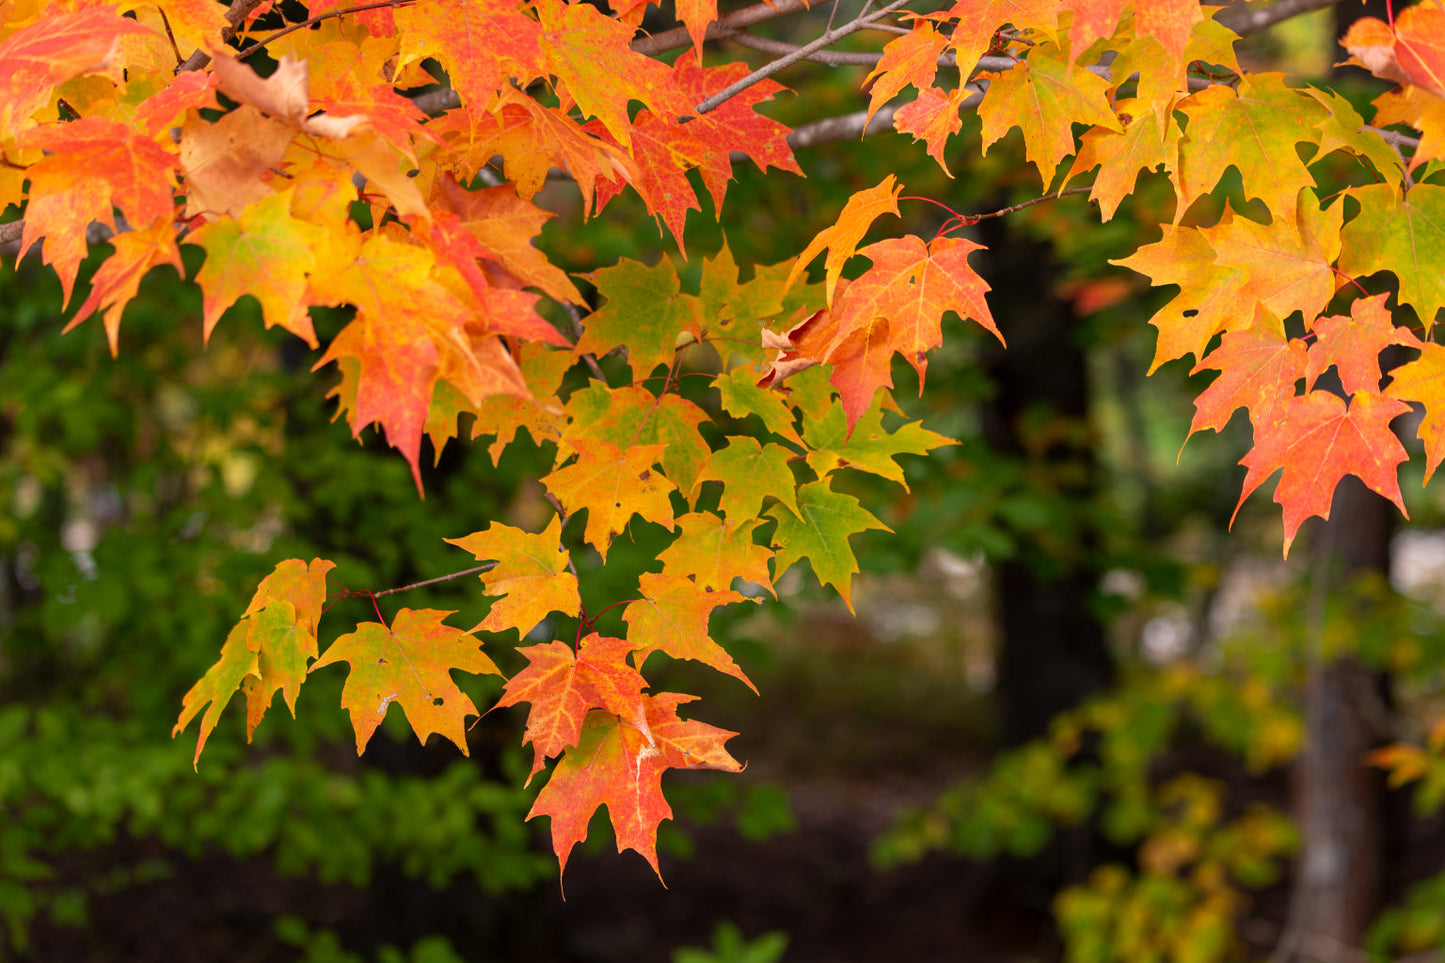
[
  {"left": 802, "top": 397, "right": 957, "bottom": 489},
  {"left": 575, "top": 257, "right": 702, "bottom": 380},
  {"left": 1339, "top": 183, "right": 1445, "bottom": 329},
  {"left": 766, "top": 481, "right": 891, "bottom": 612},
  {"left": 978, "top": 41, "right": 1120, "bottom": 187},
  {"left": 695, "top": 435, "right": 799, "bottom": 521}
]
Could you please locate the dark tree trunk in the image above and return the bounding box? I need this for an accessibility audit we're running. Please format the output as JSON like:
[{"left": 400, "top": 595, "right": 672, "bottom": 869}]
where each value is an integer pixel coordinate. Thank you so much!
[
  {"left": 1278, "top": 477, "right": 1392, "bottom": 960},
  {"left": 978, "top": 221, "right": 1114, "bottom": 745}
]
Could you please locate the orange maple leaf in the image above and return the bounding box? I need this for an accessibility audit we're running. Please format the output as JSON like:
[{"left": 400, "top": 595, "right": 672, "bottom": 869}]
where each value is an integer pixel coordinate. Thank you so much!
[
  {"left": 528, "top": 693, "right": 741, "bottom": 882},
  {"left": 1234, "top": 390, "right": 1411, "bottom": 557},
  {"left": 1386, "top": 341, "right": 1445, "bottom": 483},
  {"left": 495, "top": 634, "right": 649, "bottom": 779},
  {"left": 622, "top": 572, "right": 756, "bottom": 691},
  {"left": 1187, "top": 306, "right": 1308, "bottom": 444},
  {"left": 1342, "top": 5, "right": 1445, "bottom": 100},
  {"left": 786, "top": 175, "right": 903, "bottom": 308},
  {"left": 542, "top": 439, "right": 676, "bottom": 561},
  {"left": 1305, "top": 293, "right": 1422, "bottom": 396}
]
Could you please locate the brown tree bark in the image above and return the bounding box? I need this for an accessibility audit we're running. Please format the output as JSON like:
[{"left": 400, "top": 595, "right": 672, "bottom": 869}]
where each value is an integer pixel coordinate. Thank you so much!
[{"left": 1276, "top": 477, "right": 1392, "bottom": 962}]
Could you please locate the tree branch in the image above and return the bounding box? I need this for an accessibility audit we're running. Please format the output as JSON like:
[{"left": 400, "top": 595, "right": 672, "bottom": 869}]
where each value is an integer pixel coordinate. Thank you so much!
[
  {"left": 366, "top": 564, "right": 498, "bottom": 598},
  {"left": 175, "top": 0, "right": 272, "bottom": 73},
  {"left": 692, "top": 0, "right": 915, "bottom": 115},
  {"left": 1217, "top": 0, "right": 1344, "bottom": 37},
  {"left": 632, "top": 0, "right": 834, "bottom": 57}
]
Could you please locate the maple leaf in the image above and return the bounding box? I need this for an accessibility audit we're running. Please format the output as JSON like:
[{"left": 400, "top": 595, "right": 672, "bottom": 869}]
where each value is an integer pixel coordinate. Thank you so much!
[
  {"left": 394, "top": 0, "right": 543, "bottom": 108},
  {"left": 173, "top": 622, "right": 256, "bottom": 768},
  {"left": 542, "top": 439, "right": 676, "bottom": 561},
  {"left": 1341, "top": 5, "right": 1445, "bottom": 99},
  {"left": 19, "top": 118, "right": 179, "bottom": 305},
  {"left": 1060, "top": 0, "right": 1127, "bottom": 64},
  {"left": 575, "top": 257, "right": 702, "bottom": 379},
  {"left": 622, "top": 572, "right": 756, "bottom": 691},
  {"left": 1112, "top": 224, "right": 1246, "bottom": 372},
  {"left": 833, "top": 234, "right": 999, "bottom": 388},
  {"left": 864, "top": 22, "right": 950, "bottom": 127},
  {"left": 694, "top": 435, "right": 800, "bottom": 522},
  {"left": 977, "top": 41, "right": 1120, "bottom": 187},
  {"left": 65, "top": 219, "right": 185, "bottom": 357},
  {"left": 786, "top": 175, "right": 903, "bottom": 308},
  {"left": 766, "top": 480, "right": 891, "bottom": 612},
  {"left": 528, "top": 694, "right": 741, "bottom": 881},
  {"left": 1305, "top": 86, "right": 1405, "bottom": 185},
  {"left": 1234, "top": 391, "right": 1411, "bottom": 557},
  {"left": 1067, "top": 98, "right": 1177, "bottom": 221},
  {"left": 310, "top": 608, "right": 503, "bottom": 755},
  {"left": 657, "top": 512, "right": 777, "bottom": 596},
  {"left": 1187, "top": 305, "right": 1308, "bottom": 443},
  {"left": 1305, "top": 293, "right": 1422, "bottom": 396},
  {"left": 1371, "top": 83, "right": 1445, "bottom": 172},
  {"left": 1385, "top": 342, "right": 1445, "bottom": 483},
  {"left": 446, "top": 517, "right": 581, "bottom": 636},
  {"left": 313, "top": 233, "right": 532, "bottom": 491},
  {"left": 174, "top": 558, "right": 335, "bottom": 766},
  {"left": 560, "top": 384, "right": 711, "bottom": 494},
  {"left": 1339, "top": 183, "right": 1445, "bottom": 330},
  {"left": 469, "top": 342, "right": 572, "bottom": 464},
  {"left": 673, "top": 58, "right": 800, "bottom": 196},
  {"left": 534, "top": 0, "right": 690, "bottom": 150},
  {"left": 434, "top": 174, "right": 582, "bottom": 305},
  {"left": 1135, "top": 0, "right": 1203, "bottom": 70},
  {"left": 185, "top": 188, "right": 328, "bottom": 345},
  {"left": 1173, "top": 74, "right": 1327, "bottom": 226},
  {"left": 179, "top": 106, "right": 296, "bottom": 221},
  {"left": 585, "top": 110, "right": 710, "bottom": 254},
  {"left": 1201, "top": 194, "right": 1342, "bottom": 328},
  {"left": 931, "top": 0, "right": 1058, "bottom": 78},
  {"left": 0, "top": 7, "right": 154, "bottom": 141},
  {"left": 698, "top": 244, "right": 789, "bottom": 362},
  {"left": 714, "top": 366, "right": 805, "bottom": 446},
  {"left": 894, "top": 86, "right": 965, "bottom": 175},
  {"left": 495, "top": 634, "right": 649, "bottom": 779},
  {"left": 445, "top": 88, "right": 632, "bottom": 217},
  {"left": 802, "top": 396, "right": 957, "bottom": 489}
]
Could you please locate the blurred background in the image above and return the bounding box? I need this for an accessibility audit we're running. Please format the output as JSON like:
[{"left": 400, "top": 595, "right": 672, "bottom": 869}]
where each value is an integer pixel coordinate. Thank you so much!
[{"left": 6, "top": 2, "right": 1445, "bottom": 961}]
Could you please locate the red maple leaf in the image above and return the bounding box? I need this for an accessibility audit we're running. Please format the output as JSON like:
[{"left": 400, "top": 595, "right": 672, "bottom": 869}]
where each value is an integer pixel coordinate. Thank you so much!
[{"left": 1234, "top": 390, "right": 1411, "bottom": 557}]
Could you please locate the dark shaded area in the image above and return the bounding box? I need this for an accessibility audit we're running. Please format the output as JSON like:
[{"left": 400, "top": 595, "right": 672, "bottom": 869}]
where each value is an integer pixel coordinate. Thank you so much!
[{"left": 978, "top": 220, "right": 1115, "bottom": 746}]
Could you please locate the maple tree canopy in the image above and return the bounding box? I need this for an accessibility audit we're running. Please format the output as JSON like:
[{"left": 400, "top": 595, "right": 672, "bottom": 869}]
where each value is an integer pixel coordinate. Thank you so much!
[{"left": 5, "top": 0, "right": 1445, "bottom": 880}]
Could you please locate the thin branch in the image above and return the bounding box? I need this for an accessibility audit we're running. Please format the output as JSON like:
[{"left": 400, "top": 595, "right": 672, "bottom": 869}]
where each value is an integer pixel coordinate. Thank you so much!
[
  {"left": 368, "top": 563, "right": 497, "bottom": 598},
  {"left": 727, "top": 30, "right": 959, "bottom": 68},
  {"left": 949, "top": 187, "right": 1095, "bottom": 226},
  {"left": 1217, "top": 0, "right": 1344, "bottom": 37},
  {"left": 692, "top": 0, "right": 915, "bottom": 115},
  {"left": 235, "top": 0, "right": 415, "bottom": 61},
  {"left": 632, "top": 0, "right": 834, "bottom": 57}
]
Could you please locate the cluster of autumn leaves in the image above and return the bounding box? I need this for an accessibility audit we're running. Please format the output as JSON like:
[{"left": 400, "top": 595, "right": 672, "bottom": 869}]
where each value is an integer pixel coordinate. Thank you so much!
[{"left": 7, "top": 0, "right": 1445, "bottom": 876}]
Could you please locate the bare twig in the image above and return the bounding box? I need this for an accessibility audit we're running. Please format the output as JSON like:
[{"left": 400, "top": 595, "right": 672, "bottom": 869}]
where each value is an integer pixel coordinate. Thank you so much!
[
  {"left": 692, "top": 0, "right": 915, "bottom": 115},
  {"left": 633, "top": 0, "right": 834, "bottom": 57},
  {"left": 951, "top": 187, "right": 1095, "bottom": 225},
  {"left": 367, "top": 563, "right": 497, "bottom": 598}
]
